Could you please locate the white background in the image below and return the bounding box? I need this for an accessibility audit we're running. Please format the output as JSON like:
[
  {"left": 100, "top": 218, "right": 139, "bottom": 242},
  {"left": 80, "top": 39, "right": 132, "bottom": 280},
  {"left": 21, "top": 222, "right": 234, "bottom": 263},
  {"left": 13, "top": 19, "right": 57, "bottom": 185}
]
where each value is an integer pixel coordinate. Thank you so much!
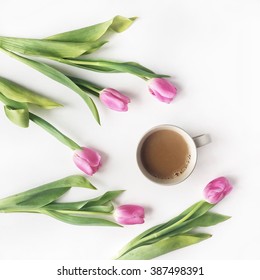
[{"left": 0, "top": 0, "right": 259, "bottom": 260}]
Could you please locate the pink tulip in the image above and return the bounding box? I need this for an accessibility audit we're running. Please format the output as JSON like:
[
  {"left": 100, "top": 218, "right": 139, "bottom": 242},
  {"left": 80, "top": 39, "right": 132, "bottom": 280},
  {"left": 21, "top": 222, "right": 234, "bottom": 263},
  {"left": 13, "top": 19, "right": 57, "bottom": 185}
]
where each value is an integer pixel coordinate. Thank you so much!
[
  {"left": 148, "top": 78, "right": 177, "bottom": 103},
  {"left": 100, "top": 88, "right": 130, "bottom": 112},
  {"left": 204, "top": 177, "right": 233, "bottom": 204},
  {"left": 73, "top": 147, "right": 101, "bottom": 176},
  {"left": 114, "top": 205, "right": 145, "bottom": 225}
]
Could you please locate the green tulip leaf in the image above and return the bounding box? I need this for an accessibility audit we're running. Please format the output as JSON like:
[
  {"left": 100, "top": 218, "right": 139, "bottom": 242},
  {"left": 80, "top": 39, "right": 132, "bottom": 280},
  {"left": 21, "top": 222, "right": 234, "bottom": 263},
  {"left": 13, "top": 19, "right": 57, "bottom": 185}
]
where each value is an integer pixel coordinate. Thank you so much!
[
  {"left": 4, "top": 105, "right": 29, "bottom": 127},
  {"left": 109, "top": 16, "right": 138, "bottom": 33},
  {"left": 173, "top": 212, "right": 231, "bottom": 234},
  {"left": 0, "top": 37, "right": 107, "bottom": 58},
  {"left": 193, "top": 212, "right": 231, "bottom": 226},
  {"left": 0, "top": 92, "right": 26, "bottom": 108},
  {"left": 51, "top": 57, "right": 169, "bottom": 79},
  {"left": 0, "top": 49, "right": 100, "bottom": 124},
  {"left": 44, "top": 202, "right": 115, "bottom": 214},
  {"left": 1, "top": 92, "right": 29, "bottom": 127},
  {"left": 0, "top": 175, "right": 95, "bottom": 210},
  {"left": 0, "top": 76, "right": 61, "bottom": 109},
  {"left": 43, "top": 200, "right": 94, "bottom": 211},
  {"left": 145, "top": 212, "right": 231, "bottom": 243},
  {"left": 46, "top": 15, "right": 137, "bottom": 42},
  {"left": 45, "top": 190, "right": 123, "bottom": 213},
  {"left": 116, "top": 233, "right": 212, "bottom": 260},
  {"left": 17, "top": 188, "right": 70, "bottom": 208},
  {"left": 80, "top": 190, "right": 124, "bottom": 208},
  {"left": 29, "top": 112, "right": 81, "bottom": 150},
  {"left": 81, "top": 203, "right": 114, "bottom": 213},
  {"left": 43, "top": 210, "right": 120, "bottom": 227}
]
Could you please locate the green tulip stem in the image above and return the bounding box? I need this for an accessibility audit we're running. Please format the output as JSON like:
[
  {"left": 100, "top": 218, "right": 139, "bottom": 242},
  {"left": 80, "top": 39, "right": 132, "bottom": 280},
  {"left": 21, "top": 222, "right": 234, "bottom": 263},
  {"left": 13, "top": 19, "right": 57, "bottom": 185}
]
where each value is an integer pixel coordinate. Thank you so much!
[
  {"left": 0, "top": 208, "right": 110, "bottom": 216},
  {"left": 29, "top": 112, "right": 81, "bottom": 150},
  {"left": 67, "top": 76, "right": 102, "bottom": 97},
  {"left": 47, "top": 209, "right": 111, "bottom": 216},
  {"left": 85, "top": 84, "right": 100, "bottom": 95}
]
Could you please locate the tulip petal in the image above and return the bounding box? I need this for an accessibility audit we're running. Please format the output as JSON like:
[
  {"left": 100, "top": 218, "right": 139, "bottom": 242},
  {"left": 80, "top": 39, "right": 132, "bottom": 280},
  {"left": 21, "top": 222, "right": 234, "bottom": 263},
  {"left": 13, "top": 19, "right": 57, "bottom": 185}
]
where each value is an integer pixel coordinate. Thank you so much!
[
  {"left": 100, "top": 92, "right": 127, "bottom": 111},
  {"left": 73, "top": 147, "right": 101, "bottom": 176},
  {"left": 105, "top": 88, "right": 131, "bottom": 103},
  {"left": 114, "top": 205, "right": 145, "bottom": 225},
  {"left": 116, "top": 216, "right": 145, "bottom": 225},
  {"left": 204, "top": 177, "right": 233, "bottom": 204},
  {"left": 75, "top": 148, "right": 101, "bottom": 167},
  {"left": 149, "top": 78, "right": 177, "bottom": 97},
  {"left": 100, "top": 88, "right": 130, "bottom": 112},
  {"left": 149, "top": 89, "right": 173, "bottom": 103},
  {"left": 73, "top": 154, "right": 94, "bottom": 176},
  {"left": 116, "top": 205, "right": 145, "bottom": 217},
  {"left": 148, "top": 78, "right": 177, "bottom": 103}
]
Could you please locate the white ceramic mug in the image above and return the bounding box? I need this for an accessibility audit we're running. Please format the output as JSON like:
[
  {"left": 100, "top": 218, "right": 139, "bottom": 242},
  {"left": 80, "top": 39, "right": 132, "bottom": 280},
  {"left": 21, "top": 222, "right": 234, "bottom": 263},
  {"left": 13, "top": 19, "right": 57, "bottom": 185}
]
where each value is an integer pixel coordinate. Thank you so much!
[{"left": 136, "top": 125, "right": 211, "bottom": 185}]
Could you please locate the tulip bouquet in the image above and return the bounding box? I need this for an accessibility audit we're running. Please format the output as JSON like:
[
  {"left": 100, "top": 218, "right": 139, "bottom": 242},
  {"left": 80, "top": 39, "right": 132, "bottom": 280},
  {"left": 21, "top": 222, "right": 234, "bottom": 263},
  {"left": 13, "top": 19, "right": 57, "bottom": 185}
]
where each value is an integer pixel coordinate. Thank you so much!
[
  {"left": 0, "top": 15, "right": 177, "bottom": 123},
  {"left": 0, "top": 76, "right": 101, "bottom": 175},
  {"left": 0, "top": 175, "right": 144, "bottom": 227},
  {"left": 115, "top": 177, "right": 232, "bottom": 260},
  {"left": 0, "top": 76, "right": 61, "bottom": 127}
]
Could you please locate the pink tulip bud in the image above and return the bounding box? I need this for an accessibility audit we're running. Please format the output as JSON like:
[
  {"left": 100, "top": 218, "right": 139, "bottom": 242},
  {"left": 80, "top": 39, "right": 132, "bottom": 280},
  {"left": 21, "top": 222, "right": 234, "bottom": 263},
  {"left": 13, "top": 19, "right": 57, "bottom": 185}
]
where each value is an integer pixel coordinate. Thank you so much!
[
  {"left": 73, "top": 147, "right": 101, "bottom": 176},
  {"left": 148, "top": 78, "right": 177, "bottom": 103},
  {"left": 204, "top": 177, "right": 233, "bottom": 204},
  {"left": 114, "top": 205, "right": 145, "bottom": 225},
  {"left": 100, "top": 88, "right": 130, "bottom": 112}
]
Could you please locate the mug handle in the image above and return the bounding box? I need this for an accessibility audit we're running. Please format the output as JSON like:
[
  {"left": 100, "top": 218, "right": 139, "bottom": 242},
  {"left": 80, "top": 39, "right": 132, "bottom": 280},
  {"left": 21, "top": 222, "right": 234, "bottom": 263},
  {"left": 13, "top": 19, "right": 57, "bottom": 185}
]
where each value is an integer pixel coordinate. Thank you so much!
[{"left": 193, "top": 134, "right": 211, "bottom": 148}]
